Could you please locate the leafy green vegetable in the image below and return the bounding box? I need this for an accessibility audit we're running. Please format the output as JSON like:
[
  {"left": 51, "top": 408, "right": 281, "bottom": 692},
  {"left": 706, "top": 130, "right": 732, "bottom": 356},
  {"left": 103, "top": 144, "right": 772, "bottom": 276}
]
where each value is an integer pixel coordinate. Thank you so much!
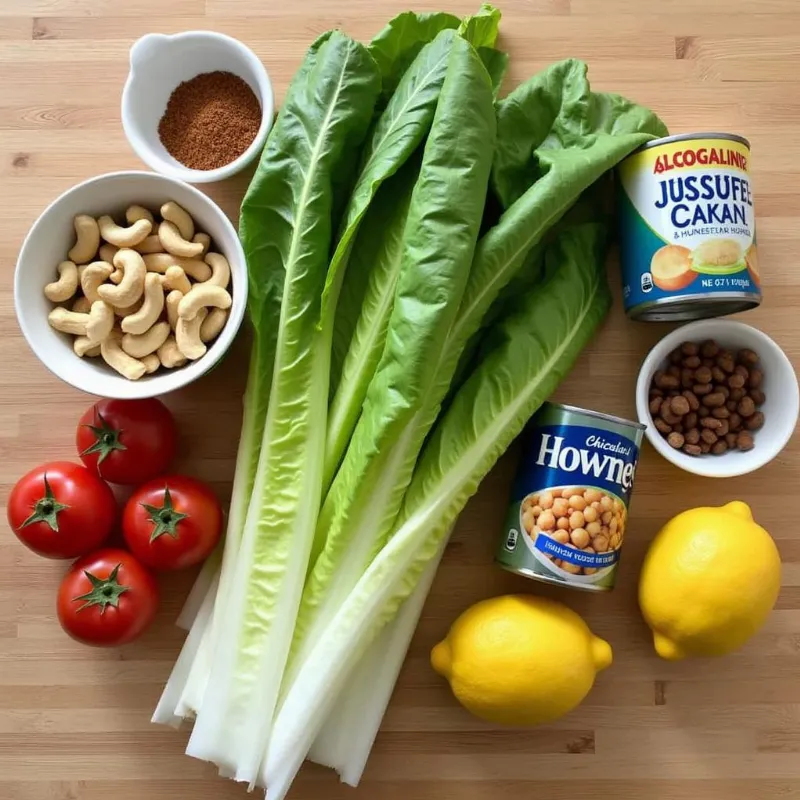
[
  {"left": 184, "top": 31, "right": 381, "bottom": 784},
  {"left": 265, "top": 220, "right": 613, "bottom": 798},
  {"left": 289, "top": 35, "right": 496, "bottom": 677}
]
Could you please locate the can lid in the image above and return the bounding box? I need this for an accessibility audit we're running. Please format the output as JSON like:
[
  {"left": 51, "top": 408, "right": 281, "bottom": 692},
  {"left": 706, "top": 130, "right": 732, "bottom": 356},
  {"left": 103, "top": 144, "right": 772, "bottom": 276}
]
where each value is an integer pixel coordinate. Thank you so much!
[
  {"left": 634, "top": 131, "right": 750, "bottom": 152},
  {"left": 544, "top": 401, "right": 646, "bottom": 431}
]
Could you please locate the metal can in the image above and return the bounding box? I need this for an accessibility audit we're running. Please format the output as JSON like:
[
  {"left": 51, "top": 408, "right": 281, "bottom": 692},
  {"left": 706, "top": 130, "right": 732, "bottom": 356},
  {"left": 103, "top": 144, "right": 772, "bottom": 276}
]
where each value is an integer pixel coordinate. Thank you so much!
[
  {"left": 618, "top": 132, "right": 761, "bottom": 321},
  {"left": 497, "top": 403, "right": 645, "bottom": 592}
]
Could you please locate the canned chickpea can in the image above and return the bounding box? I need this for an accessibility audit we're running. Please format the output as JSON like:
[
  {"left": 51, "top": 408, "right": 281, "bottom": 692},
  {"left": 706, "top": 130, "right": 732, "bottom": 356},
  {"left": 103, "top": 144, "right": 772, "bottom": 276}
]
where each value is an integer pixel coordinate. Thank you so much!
[
  {"left": 618, "top": 132, "right": 761, "bottom": 322},
  {"left": 497, "top": 402, "right": 645, "bottom": 592}
]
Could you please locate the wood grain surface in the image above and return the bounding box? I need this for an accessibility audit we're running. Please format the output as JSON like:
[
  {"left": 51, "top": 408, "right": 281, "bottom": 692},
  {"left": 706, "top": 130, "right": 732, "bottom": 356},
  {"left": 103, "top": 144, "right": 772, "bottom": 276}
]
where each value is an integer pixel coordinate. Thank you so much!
[{"left": 1, "top": 1, "right": 799, "bottom": 799}]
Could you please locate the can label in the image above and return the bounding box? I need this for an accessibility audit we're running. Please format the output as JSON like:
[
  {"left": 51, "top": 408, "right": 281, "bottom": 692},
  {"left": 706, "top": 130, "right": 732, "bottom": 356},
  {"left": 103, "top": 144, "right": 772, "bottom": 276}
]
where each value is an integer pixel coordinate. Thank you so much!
[
  {"left": 497, "top": 404, "right": 643, "bottom": 592},
  {"left": 618, "top": 135, "right": 761, "bottom": 318}
]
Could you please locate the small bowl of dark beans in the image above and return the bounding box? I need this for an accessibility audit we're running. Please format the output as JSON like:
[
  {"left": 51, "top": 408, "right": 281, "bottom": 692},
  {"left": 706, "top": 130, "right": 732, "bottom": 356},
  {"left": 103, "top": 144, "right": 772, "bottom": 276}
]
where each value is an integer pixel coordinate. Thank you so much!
[{"left": 636, "top": 320, "right": 798, "bottom": 478}]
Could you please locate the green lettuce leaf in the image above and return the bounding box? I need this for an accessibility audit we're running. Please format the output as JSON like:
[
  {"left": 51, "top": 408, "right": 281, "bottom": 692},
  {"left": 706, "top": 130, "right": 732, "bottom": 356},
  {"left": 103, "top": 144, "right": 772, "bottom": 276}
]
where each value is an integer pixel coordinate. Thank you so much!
[{"left": 185, "top": 31, "right": 380, "bottom": 784}]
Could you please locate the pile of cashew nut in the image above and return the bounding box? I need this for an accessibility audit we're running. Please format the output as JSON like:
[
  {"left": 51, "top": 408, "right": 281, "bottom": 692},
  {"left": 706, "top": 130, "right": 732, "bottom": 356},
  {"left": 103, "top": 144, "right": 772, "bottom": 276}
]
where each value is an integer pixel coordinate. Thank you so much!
[{"left": 45, "top": 202, "right": 232, "bottom": 380}]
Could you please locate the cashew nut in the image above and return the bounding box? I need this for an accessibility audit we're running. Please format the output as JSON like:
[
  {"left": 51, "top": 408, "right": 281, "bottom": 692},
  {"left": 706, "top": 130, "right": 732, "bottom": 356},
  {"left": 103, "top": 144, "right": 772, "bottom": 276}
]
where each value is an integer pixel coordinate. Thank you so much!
[
  {"left": 109, "top": 268, "right": 123, "bottom": 284},
  {"left": 161, "top": 266, "right": 192, "bottom": 295},
  {"left": 178, "top": 284, "right": 232, "bottom": 320},
  {"left": 203, "top": 253, "right": 231, "bottom": 289},
  {"left": 176, "top": 308, "right": 208, "bottom": 360},
  {"left": 99, "top": 243, "right": 119, "bottom": 263},
  {"left": 101, "top": 335, "right": 147, "bottom": 380},
  {"left": 98, "top": 249, "right": 146, "bottom": 307},
  {"left": 86, "top": 300, "right": 115, "bottom": 344},
  {"left": 193, "top": 233, "right": 210, "bottom": 256},
  {"left": 125, "top": 205, "right": 154, "bottom": 226},
  {"left": 165, "top": 289, "right": 182, "bottom": 330},
  {"left": 44, "top": 261, "right": 79, "bottom": 302},
  {"left": 160, "top": 201, "right": 194, "bottom": 240},
  {"left": 67, "top": 215, "right": 100, "bottom": 264},
  {"left": 121, "top": 320, "right": 170, "bottom": 359},
  {"left": 141, "top": 353, "right": 161, "bottom": 374},
  {"left": 200, "top": 308, "right": 229, "bottom": 343},
  {"left": 133, "top": 234, "right": 164, "bottom": 255},
  {"left": 157, "top": 336, "right": 188, "bottom": 369},
  {"left": 159, "top": 220, "right": 205, "bottom": 258},
  {"left": 98, "top": 215, "right": 152, "bottom": 248},
  {"left": 143, "top": 253, "right": 211, "bottom": 281},
  {"left": 73, "top": 336, "right": 101, "bottom": 358},
  {"left": 48, "top": 307, "right": 89, "bottom": 336},
  {"left": 72, "top": 296, "right": 91, "bottom": 314},
  {"left": 80, "top": 261, "right": 113, "bottom": 303},
  {"left": 120, "top": 272, "right": 165, "bottom": 335}
]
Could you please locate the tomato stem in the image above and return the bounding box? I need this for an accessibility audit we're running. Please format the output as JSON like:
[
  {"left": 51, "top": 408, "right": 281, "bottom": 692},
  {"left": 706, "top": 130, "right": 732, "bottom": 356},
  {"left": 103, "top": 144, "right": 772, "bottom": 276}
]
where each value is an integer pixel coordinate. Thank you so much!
[
  {"left": 142, "top": 486, "right": 188, "bottom": 542},
  {"left": 74, "top": 564, "right": 129, "bottom": 614},
  {"left": 80, "top": 411, "right": 127, "bottom": 467},
  {"left": 20, "top": 475, "right": 69, "bottom": 532}
]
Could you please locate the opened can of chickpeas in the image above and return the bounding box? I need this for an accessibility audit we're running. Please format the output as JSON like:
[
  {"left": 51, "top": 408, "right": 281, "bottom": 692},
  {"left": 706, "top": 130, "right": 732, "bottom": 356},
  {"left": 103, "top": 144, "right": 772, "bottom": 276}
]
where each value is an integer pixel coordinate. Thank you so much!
[{"left": 497, "top": 402, "right": 645, "bottom": 592}]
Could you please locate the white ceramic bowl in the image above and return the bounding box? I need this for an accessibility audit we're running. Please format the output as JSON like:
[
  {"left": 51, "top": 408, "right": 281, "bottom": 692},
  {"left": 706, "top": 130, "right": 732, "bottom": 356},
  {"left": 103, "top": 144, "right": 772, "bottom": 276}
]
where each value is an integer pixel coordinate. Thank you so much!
[
  {"left": 15, "top": 171, "right": 247, "bottom": 399},
  {"left": 121, "top": 31, "right": 273, "bottom": 183},
  {"left": 636, "top": 319, "right": 798, "bottom": 477}
]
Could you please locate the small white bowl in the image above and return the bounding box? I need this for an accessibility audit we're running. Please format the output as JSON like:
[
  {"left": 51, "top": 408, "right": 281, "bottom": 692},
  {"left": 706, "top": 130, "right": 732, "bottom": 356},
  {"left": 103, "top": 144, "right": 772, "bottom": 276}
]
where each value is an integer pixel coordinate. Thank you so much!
[
  {"left": 121, "top": 31, "right": 273, "bottom": 183},
  {"left": 15, "top": 171, "right": 247, "bottom": 400},
  {"left": 636, "top": 319, "right": 798, "bottom": 478}
]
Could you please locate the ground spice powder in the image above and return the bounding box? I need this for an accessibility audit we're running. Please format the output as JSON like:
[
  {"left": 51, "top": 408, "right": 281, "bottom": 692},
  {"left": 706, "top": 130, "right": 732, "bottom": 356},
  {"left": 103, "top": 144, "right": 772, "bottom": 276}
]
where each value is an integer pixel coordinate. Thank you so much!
[{"left": 158, "top": 71, "right": 261, "bottom": 171}]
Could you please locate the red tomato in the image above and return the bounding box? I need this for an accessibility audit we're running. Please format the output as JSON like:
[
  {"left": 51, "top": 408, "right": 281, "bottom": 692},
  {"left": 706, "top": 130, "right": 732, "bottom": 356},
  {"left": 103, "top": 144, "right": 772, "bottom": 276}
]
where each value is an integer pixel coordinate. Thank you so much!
[
  {"left": 122, "top": 475, "right": 223, "bottom": 570},
  {"left": 76, "top": 398, "right": 177, "bottom": 485},
  {"left": 57, "top": 549, "right": 159, "bottom": 646},
  {"left": 7, "top": 462, "right": 116, "bottom": 559}
]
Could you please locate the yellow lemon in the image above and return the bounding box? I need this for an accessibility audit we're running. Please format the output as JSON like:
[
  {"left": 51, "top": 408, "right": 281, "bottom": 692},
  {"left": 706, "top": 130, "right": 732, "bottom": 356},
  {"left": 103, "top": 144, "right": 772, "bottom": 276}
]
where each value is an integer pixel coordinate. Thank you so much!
[
  {"left": 639, "top": 501, "right": 781, "bottom": 660},
  {"left": 430, "top": 595, "right": 611, "bottom": 726}
]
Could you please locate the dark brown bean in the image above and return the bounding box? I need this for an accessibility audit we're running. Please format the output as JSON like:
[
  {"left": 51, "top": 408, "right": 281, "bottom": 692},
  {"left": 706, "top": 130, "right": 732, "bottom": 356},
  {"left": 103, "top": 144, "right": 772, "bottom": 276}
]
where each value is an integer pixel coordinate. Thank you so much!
[
  {"left": 750, "top": 388, "right": 766, "bottom": 406},
  {"left": 667, "top": 432, "right": 685, "bottom": 449},
  {"left": 738, "top": 396, "right": 756, "bottom": 417},
  {"left": 701, "top": 340, "right": 719, "bottom": 358},
  {"left": 660, "top": 398, "right": 681, "bottom": 425},
  {"left": 670, "top": 395, "right": 691, "bottom": 416},
  {"left": 711, "top": 366, "right": 727, "bottom": 383},
  {"left": 737, "top": 432, "right": 755, "bottom": 451},
  {"left": 667, "top": 364, "right": 681, "bottom": 378},
  {"left": 729, "top": 388, "right": 745, "bottom": 402},
  {"left": 701, "top": 417, "right": 722, "bottom": 430},
  {"left": 694, "top": 383, "right": 713, "bottom": 396},
  {"left": 718, "top": 385, "right": 731, "bottom": 399},
  {"left": 745, "top": 411, "right": 765, "bottom": 431},
  {"left": 711, "top": 406, "right": 730, "bottom": 419},
  {"left": 700, "top": 441, "right": 712, "bottom": 454},
  {"left": 728, "top": 412, "right": 742, "bottom": 431},
  {"left": 684, "top": 355, "right": 701, "bottom": 369},
  {"left": 668, "top": 389, "right": 680, "bottom": 399},
  {"left": 700, "top": 429, "right": 718, "bottom": 445},
  {"left": 726, "top": 399, "right": 738, "bottom": 412},
  {"left": 681, "top": 341, "right": 699, "bottom": 357},
  {"left": 717, "top": 419, "right": 730, "bottom": 437},
  {"left": 649, "top": 396, "right": 663, "bottom": 415},
  {"left": 734, "top": 364, "right": 749, "bottom": 380},
  {"left": 673, "top": 421, "right": 684, "bottom": 433},
  {"left": 725, "top": 432, "right": 739, "bottom": 448},
  {"left": 685, "top": 428, "right": 700, "bottom": 445},
  {"left": 717, "top": 352, "right": 735, "bottom": 374},
  {"left": 711, "top": 440, "right": 728, "bottom": 455},
  {"left": 738, "top": 348, "right": 759, "bottom": 366},
  {"left": 684, "top": 412, "right": 698, "bottom": 429},
  {"left": 702, "top": 357, "right": 715, "bottom": 368},
  {"left": 698, "top": 406, "right": 710, "bottom": 418},
  {"left": 654, "top": 417, "right": 672, "bottom": 435},
  {"left": 693, "top": 365, "right": 712, "bottom": 384},
  {"left": 702, "top": 392, "right": 726, "bottom": 408},
  {"left": 683, "top": 444, "right": 703, "bottom": 456},
  {"left": 659, "top": 374, "right": 680, "bottom": 390},
  {"left": 728, "top": 373, "right": 746, "bottom": 389},
  {"left": 682, "top": 390, "right": 700, "bottom": 411},
  {"left": 650, "top": 387, "right": 664, "bottom": 398},
  {"left": 669, "top": 347, "right": 684, "bottom": 365},
  {"left": 680, "top": 368, "right": 696, "bottom": 388},
  {"left": 748, "top": 368, "right": 763, "bottom": 389}
]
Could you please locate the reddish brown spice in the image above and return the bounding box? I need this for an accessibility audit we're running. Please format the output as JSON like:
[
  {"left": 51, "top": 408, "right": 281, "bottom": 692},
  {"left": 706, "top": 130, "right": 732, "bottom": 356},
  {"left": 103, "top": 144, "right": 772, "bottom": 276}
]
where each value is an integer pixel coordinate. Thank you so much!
[{"left": 158, "top": 71, "right": 261, "bottom": 171}]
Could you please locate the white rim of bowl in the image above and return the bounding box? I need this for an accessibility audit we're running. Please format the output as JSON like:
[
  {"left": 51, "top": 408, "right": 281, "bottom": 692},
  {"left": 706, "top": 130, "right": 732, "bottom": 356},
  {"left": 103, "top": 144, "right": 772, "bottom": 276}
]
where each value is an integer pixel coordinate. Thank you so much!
[
  {"left": 636, "top": 319, "right": 799, "bottom": 478},
  {"left": 14, "top": 170, "right": 247, "bottom": 400},
  {"left": 121, "top": 31, "right": 274, "bottom": 184}
]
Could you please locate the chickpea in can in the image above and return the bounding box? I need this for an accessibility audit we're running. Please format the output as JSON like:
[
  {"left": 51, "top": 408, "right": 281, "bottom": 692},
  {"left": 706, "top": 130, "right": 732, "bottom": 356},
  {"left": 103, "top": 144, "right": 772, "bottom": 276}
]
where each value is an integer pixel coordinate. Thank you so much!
[{"left": 521, "top": 487, "right": 626, "bottom": 577}]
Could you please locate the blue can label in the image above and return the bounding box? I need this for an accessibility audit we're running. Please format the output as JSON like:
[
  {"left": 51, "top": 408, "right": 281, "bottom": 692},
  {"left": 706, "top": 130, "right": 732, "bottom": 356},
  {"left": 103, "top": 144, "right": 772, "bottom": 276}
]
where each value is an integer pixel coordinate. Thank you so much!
[
  {"left": 497, "top": 404, "right": 643, "bottom": 592},
  {"left": 618, "top": 135, "right": 761, "bottom": 318}
]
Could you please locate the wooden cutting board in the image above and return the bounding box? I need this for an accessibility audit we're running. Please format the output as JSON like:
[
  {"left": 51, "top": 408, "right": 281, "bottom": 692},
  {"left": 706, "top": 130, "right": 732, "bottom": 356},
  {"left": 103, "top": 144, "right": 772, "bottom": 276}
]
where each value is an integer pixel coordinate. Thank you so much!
[{"left": 1, "top": 1, "right": 798, "bottom": 798}]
